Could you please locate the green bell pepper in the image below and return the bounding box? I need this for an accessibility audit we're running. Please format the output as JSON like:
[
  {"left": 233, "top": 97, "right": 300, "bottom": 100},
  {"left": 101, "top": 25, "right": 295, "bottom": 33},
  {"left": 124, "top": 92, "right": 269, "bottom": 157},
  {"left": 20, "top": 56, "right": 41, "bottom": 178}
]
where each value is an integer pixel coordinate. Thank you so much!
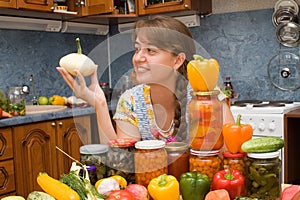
[{"left": 179, "top": 171, "right": 210, "bottom": 200}]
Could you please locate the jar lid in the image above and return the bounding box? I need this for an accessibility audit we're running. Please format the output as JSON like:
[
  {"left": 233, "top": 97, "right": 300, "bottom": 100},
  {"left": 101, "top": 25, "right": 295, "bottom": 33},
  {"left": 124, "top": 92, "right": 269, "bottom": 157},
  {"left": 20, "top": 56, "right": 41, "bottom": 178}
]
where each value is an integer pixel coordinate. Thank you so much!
[
  {"left": 108, "top": 138, "right": 138, "bottom": 148},
  {"left": 223, "top": 151, "right": 246, "bottom": 158},
  {"left": 247, "top": 151, "right": 280, "bottom": 159},
  {"left": 81, "top": 165, "right": 97, "bottom": 172},
  {"left": 135, "top": 140, "right": 165, "bottom": 149},
  {"left": 191, "top": 90, "right": 220, "bottom": 96},
  {"left": 80, "top": 144, "right": 109, "bottom": 154},
  {"left": 165, "top": 142, "right": 189, "bottom": 152},
  {"left": 190, "top": 149, "right": 220, "bottom": 156}
]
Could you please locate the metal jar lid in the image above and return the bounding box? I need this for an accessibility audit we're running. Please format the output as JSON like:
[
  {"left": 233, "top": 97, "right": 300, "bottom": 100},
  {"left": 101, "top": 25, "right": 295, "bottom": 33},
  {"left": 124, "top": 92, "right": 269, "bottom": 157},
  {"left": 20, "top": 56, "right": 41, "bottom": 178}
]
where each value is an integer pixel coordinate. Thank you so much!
[
  {"left": 80, "top": 144, "right": 109, "bottom": 154},
  {"left": 272, "top": 7, "right": 298, "bottom": 27},
  {"left": 165, "top": 142, "right": 189, "bottom": 152},
  {"left": 247, "top": 151, "right": 280, "bottom": 159},
  {"left": 135, "top": 140, "right": 165, "bottom": 149},
  {"left": 275, "top": 21, "right": 300, "bottom": 47}
]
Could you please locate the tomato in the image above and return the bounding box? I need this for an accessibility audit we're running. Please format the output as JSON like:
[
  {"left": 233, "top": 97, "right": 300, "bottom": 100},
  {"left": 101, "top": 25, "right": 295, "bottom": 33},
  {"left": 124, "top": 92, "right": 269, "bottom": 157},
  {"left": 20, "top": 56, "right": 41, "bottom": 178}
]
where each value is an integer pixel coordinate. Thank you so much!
[{"left": 107, "top": 190, "right": 134, "bottom": 200}]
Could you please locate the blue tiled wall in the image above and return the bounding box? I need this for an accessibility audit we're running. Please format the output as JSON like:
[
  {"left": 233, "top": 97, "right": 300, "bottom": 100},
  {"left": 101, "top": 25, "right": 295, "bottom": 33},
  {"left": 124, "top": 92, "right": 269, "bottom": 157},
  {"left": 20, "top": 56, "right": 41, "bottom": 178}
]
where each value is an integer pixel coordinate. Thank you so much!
[{"left": 1, "top": 8, "right": 300, "bottom": 103}]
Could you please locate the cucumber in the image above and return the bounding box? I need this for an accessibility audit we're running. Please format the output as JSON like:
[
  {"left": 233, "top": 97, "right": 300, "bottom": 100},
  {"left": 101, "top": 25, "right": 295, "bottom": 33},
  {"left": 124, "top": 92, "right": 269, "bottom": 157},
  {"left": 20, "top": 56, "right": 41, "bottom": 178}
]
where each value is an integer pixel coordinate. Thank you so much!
[
  {"left": 241, "top": 136, "right": 284, "bottom": 153},
  {"left": 27, "top": 191, "right": 55, "bottom": 200}
]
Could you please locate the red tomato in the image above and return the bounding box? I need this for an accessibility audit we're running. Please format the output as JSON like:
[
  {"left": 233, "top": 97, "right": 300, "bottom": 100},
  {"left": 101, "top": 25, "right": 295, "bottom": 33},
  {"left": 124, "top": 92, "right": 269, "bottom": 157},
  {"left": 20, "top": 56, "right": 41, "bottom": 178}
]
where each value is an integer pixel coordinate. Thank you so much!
[{"left": 107, "top": 190, "right": 134, "bottom": 200}]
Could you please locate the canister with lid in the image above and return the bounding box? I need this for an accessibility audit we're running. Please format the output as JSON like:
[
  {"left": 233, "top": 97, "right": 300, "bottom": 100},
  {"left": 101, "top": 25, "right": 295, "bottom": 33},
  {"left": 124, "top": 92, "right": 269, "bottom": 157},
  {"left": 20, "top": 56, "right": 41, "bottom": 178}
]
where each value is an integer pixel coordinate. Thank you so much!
[
  {"left": 245, "top": 151, "right": 282, "bottom": 199},
  {"left": 134, "top": 140, "right": 168, "bottom": 187},
  {"left": 189, "top": 149, "right": 222, "bottom": 182},
  {"left": 223, "top": 151, "right": 246, "bottom": 176},
  {"left": 165, "top": 142, "right": 189, "bottom": 181},
  {"left": 188, "top": 90, "right": 223, "bottom": 151},
  {"left": 107, "top": 138, "right": 137, "bottom": 184},
  {"left": 80, "top": 144, "right": 109, "bottom": 180},
  {"left": 8, "top": 86, "right": 26, "bottom": 116}
]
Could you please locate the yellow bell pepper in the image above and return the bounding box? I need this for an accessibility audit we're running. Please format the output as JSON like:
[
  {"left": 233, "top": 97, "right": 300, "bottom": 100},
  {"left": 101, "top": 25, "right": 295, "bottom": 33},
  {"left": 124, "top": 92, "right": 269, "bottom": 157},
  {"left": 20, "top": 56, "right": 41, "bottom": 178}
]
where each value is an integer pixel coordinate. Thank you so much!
[
  {"left": 148, "top": 174, "right": 180, "bottom": 200},
  {"left": 187, "top": 55, "right": 219, "bottom": 92},
  {"left": 49, "top": 95, "right": 65, "bottom": 105}
]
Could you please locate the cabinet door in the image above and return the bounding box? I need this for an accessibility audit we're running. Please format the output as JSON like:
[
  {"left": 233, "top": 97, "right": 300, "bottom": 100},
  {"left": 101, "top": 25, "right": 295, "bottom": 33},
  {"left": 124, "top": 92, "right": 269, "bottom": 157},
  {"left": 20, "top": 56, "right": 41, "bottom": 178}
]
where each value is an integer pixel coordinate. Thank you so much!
[
  {"left": 13, "top": 121, "right": 57, "bottom": 197},
  {"left": 56, "top": 116, "right": 92, "bottom": 176},
  {"left": 0, "top": 0, "right": 16, "bottom": 8},
  {"left": 138, "top": 0, "right": 211, "bottom": 15},
  {"left": 17, "top": 0, "right": 54, "bottom": 12},
  {"left": 67, "top": 0, "right": 114, "bottom": 16}
]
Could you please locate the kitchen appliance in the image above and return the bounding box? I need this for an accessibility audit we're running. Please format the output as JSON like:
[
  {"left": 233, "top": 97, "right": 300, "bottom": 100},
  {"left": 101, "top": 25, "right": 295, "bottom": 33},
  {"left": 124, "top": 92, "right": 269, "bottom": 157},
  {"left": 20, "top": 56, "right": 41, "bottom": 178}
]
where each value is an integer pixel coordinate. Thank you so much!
[{"left": 230, "top": 100, "right": 300, "bottom": 182}]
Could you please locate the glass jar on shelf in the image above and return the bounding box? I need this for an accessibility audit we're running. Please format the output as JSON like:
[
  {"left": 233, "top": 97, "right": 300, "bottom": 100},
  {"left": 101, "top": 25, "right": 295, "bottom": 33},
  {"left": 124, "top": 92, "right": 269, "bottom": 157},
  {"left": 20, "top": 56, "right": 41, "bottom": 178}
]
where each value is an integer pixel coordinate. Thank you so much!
[
  {"left": 188, "top": 90, "right": 223, "bottom": 151},
  {"left": 107, "top": 138, "right": 137, "bottom": 184},
  {"left": 134, "top": 140, "right": 168, "bottom": 187},
  {"left": 189, "top": 149, "right": 222, "bottom": 182},
  {"left": 245, "top": 151, "right": 282, "bottom": 199},
  {"left": 80, "top": 144, "right": 109, "bottom": 180},
  {"left": 165, "top": 142, "right": 189, "bottom": 181},
  {"left": 8, "top": 86, "right": 26, "bottom": 116}
]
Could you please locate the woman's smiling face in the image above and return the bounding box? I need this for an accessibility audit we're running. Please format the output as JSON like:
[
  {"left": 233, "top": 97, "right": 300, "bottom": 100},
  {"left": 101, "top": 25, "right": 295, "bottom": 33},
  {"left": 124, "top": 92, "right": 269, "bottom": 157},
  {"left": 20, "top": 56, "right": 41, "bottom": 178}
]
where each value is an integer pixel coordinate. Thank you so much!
[{"left": 132, "top": 35, "right": 178, "bottom": 86}]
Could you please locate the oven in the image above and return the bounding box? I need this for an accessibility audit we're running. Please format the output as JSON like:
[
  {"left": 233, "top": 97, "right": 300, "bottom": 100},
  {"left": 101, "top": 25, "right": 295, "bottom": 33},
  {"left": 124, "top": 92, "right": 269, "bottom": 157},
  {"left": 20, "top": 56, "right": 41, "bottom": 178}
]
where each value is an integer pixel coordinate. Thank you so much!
[{"left": 230, "top": 100, "right": 300, "bottom": 183}]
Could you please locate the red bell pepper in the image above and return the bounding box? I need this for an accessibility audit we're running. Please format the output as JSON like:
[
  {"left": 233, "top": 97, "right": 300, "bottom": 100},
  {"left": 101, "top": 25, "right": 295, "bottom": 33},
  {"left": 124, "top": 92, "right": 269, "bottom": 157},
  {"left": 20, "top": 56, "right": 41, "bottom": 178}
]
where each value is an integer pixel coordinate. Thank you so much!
[{"left": 212, "top": 168, "right": 245, "bottom": 200}]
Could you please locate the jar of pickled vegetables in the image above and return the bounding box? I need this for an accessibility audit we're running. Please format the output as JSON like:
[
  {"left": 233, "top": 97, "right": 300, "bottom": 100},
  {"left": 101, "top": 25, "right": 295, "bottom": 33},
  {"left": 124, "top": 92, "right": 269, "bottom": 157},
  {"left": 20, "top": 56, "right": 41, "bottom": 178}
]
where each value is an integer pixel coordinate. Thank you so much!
[
  {"left": 134, "top": 140, "right": 168, "bottom": 187},
  {"left": 188, "top": 90, "right": 223, "bottom": 151},
  {"left": 223, "top": 151, "right": 246, "bottom": 176},
  {"left": 189, "top": 149, "right": 222, "bottom": 182},
  {"left": 8, "top": 86, "right": 26, "bottom": 116},
  {"left": 107, "top": 138, "right": 137, "bottom": 184},
  {"left": 245, "top": 151, "right": 282, "bottom": 199},
  {"left": 165, "top": 142, "right": 189, "bottom": 181},
  {"left": 80, "top": 144, "right": 109, "bottom": 180}
]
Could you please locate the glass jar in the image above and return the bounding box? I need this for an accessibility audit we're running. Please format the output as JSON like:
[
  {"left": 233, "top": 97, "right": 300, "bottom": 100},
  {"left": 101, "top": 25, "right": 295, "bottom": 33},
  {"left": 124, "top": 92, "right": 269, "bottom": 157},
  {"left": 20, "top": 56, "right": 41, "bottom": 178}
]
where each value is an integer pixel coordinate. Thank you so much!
[
  {"left": 8, "top": 86, "right": 26, "bottom": 116},
  {"left": 135, "top": 140, "right": 168, "bottom": 187},
  {"left": 223, "top": 151, "right": 246, "bottom": 176},
  {"left": 245, "top": 151, "right": 282, "bottom": 200},
  {"left": 165, "top": 142, "right": 189, "bottom": 181},
  {"left": 80, "top": 165, "right": 98, "bottom": 185},
  {"left": 80, "top": 144, "right": 109, "bottom": 180},
  {"left": 107, "top": 138, "right": 137, "bottom": 184},
  {"left": 189, "top": 149, "right": 222, "bottom": 182},
  {"left": 188, "top": 90, "right": 223, "bottom": 151}
]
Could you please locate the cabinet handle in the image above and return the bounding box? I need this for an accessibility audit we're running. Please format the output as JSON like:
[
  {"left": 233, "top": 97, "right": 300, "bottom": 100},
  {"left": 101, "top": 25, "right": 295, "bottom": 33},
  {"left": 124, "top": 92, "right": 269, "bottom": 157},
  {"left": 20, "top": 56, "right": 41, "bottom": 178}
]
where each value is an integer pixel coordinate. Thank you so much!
[
  {"left": 58, "top": 122, "right": 63, "bottom": 126},
  {"left": 184, "top": 4, "right": 189, "bottom": 8},
  {"left": 51, "top": 122, "right": 56, "bottom": 127}
]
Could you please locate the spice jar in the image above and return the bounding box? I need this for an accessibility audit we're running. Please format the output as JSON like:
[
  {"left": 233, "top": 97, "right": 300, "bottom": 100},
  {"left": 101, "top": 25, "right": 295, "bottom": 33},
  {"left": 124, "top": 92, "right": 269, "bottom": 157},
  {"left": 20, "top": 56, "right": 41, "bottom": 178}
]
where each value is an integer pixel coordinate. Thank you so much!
[
  {"left": 165, "top": 142, "right": 189, "bottom": 181},
  {"left": 8, "top": 86, "right": 26, "bottom": 116},
  {"left": 189, "top": 149, "right": 222, "bottom": 182},
  {"left": 188, "top": 90, "right": 223, "bottom": 151},
  {"left": 223, "top": 151, "right": 246, "bottom": 176},
  {"left": 80, "top": 144, "right": 109, "bottom": 180},
  {"left": 245, "top": 151, "right": 282, "bottom": 199},
  {"left": 134, "top": 140, "right": 168, "bottom": 187},
  {"left": 107, "top": 138, "right": 137, "bottom": 184}
]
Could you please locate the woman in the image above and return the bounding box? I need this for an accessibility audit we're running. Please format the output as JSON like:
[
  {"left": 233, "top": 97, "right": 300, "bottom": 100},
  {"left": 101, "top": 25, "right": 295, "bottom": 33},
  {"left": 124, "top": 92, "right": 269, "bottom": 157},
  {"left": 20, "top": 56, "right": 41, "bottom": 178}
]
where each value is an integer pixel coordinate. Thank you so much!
[{"left": 57, "top": 15, "right": 234, "bottom": 145}]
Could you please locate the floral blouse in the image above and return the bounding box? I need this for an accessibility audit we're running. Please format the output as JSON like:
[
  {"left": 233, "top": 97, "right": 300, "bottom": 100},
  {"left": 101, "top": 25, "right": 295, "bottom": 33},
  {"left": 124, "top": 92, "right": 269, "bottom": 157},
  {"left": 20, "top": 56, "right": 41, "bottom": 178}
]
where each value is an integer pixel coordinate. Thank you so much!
[{"left": 113, "top": 84, "right": 178, "bottom": 142}]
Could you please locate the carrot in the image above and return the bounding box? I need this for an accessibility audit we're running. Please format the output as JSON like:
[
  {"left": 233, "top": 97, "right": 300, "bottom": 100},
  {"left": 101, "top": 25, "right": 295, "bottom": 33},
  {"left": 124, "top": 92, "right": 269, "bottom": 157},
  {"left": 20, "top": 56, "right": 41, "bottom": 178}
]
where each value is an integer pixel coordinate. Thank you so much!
[
  {"left": 2, "top": 110, "right": 12, "bottom": 118},
  {"left": 205, "top": 189, "right": 230, "bottom": 200}
]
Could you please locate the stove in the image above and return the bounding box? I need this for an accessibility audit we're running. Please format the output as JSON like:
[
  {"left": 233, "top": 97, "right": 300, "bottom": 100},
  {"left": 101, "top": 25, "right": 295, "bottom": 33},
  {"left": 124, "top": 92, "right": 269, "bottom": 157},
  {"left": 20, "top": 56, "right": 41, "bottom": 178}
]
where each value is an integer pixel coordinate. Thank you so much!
[{"left": 230, "top": 100, "right": 300, "bottom": 182}]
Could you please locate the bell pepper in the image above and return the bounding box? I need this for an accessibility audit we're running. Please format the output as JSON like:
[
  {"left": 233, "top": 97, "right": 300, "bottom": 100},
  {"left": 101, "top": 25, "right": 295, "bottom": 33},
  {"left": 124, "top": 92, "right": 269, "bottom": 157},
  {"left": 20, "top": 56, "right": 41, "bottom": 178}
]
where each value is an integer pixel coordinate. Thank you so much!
[
  {"left": 212, "top": 168, "right": 245, "bottom": 200},
  {"left": 187, "top": 54, "right": 219, "bottom": 92},
  {"left": 49, "top": 95, "right": 66, "bottom": 105},
  {"left": 222, "top": 114, "right": 253, "bottom": 153},
  {"left": 180, "top": 171, "right": 210, "bottom": 200},
  {"left": 148, "top": 174, "right": 180, "bottom": 200}
]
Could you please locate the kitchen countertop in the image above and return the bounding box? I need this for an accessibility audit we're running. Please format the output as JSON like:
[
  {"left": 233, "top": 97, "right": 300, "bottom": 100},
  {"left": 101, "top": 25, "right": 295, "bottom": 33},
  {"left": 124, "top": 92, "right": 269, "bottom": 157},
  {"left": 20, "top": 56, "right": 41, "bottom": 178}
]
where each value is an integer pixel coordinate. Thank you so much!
[{"left": 0, "top": 106, "right": 97, "bottom": 128}]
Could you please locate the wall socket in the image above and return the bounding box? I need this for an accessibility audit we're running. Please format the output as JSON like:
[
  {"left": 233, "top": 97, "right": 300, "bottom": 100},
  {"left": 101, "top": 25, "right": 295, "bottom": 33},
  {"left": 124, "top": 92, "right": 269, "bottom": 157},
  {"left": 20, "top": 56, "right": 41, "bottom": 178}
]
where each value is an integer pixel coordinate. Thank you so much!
[{"left": 175, "top": 14, "right": 200, "bottom": 27}]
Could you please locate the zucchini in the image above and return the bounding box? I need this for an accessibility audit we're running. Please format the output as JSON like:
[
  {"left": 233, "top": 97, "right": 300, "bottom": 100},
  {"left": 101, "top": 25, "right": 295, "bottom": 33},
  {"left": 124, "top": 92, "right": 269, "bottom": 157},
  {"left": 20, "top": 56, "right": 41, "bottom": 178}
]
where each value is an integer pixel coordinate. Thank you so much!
[
  {"left": 27, "top": 191, "right": 55, "bottom": 200},
  {"left": 241, "top": 136, "right": 284, "bottom": 153}
]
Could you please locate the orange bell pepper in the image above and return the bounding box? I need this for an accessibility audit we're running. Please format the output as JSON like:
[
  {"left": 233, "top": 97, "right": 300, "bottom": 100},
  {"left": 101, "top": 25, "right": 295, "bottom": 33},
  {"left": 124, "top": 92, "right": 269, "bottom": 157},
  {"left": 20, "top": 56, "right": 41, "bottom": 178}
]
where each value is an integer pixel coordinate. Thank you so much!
[{"left": 222, "top": 114, "right": 253, "bottom": 154}]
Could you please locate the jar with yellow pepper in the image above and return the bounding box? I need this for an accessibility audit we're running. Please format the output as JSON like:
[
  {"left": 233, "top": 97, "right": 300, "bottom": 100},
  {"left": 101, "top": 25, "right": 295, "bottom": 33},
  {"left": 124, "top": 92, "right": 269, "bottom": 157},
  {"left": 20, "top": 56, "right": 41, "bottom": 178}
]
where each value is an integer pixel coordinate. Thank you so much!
[
  {"left": 188, "top": 90, "right": 223, "bottom": 151},
  {"left": 223, "top": 151, "right": 246, "bottom": 177},
  {"left": 189, "top": 149, "right": 222, "bottom": 182},
  {"left": 134, "top": 140, "right": 168, "bottom": 187}
]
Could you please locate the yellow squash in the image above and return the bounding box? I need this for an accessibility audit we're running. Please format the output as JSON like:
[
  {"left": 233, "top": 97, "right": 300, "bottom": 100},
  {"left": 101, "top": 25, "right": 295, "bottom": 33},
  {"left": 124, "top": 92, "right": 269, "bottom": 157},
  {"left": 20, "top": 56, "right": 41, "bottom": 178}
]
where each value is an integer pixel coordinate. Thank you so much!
[
  {"left": 37, "top": 172, "right": 80, "bottom": 200},
  {"left": 187, "top": 55, "right": 220, "bottom": 92}
]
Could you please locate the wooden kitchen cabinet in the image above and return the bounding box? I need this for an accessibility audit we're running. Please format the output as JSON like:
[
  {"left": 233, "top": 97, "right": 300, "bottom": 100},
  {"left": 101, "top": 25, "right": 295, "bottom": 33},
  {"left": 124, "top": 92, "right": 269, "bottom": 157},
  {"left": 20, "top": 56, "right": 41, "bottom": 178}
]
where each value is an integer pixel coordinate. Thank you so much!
[
  {"left": 13, "top": 116, "right": 92, "bottom": 197},
  {"left": 0, "top": 0, "right": 16, "bottom": 8},
  {"left": 0, "top": 0, "right": 53, "bottom": 11},
  {"left": 0, "top": 127, "right": 15, "bottom": 196},
  {"left": 66, "top": 0, "right": 114, "bottom": 16},
  {"left": 138, "top": 0, "right": 211, "bottom": 16}
]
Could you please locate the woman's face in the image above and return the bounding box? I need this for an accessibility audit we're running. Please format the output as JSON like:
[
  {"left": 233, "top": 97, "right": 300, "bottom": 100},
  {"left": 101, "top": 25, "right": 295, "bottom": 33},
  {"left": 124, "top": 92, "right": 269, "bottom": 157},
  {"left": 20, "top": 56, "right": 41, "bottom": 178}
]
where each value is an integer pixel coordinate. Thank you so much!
[{"left": 132, "top": 35, "right": 179, "bottom": 87}]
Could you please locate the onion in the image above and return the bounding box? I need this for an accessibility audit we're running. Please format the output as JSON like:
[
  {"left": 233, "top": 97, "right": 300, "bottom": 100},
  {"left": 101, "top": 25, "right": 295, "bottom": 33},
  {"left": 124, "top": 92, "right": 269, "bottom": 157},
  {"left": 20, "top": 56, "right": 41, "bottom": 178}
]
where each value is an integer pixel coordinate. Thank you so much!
[{"left": 125, "top": 184, "right": 149, "bottom": 200}]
